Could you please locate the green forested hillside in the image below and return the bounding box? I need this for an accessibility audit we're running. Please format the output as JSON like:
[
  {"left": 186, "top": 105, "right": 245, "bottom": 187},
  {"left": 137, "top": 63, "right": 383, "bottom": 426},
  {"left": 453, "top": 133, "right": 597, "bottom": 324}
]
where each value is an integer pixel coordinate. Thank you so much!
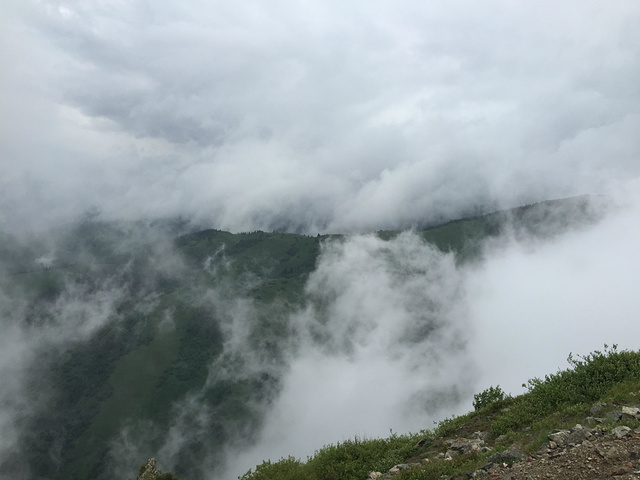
[{"left": 0, "top": 196, "right": 604, "bottom": 480}]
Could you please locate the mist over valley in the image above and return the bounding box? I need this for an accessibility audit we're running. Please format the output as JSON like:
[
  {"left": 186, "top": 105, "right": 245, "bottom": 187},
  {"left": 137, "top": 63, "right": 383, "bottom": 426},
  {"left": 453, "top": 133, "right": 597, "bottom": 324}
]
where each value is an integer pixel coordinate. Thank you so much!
[
  {"left": 2, "top": 196, "right": 639, "bottom": 479},
  {"left": 1, "top": 2, "right": 640, "bottom": 479}
]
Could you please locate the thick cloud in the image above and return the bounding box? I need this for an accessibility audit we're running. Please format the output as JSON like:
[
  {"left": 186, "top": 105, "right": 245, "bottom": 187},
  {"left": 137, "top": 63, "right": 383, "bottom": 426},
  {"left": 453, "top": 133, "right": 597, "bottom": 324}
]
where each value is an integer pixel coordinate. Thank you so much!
[
  {"left": 1, "top": 2, "right": 640, "bottom": 478},
  {"left": 468, "top": 191, "right": 640, "bottom": 395},
  {"left": 1, "top": 1, "right": 639, "bottom": 233},
  {"left": 224, "top": 232, "right": 473, "bottom": 477},
  {"left": 223, "top": 192, "right": 640, "bottom": 479}
]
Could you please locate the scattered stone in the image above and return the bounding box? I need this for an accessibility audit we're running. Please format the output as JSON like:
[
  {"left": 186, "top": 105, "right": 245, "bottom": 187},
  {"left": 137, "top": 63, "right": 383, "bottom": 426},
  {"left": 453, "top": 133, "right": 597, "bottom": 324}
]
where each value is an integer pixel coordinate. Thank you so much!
[
  {"left": 549, "top": 449, "right": 566, "bottom": 459},
  {"left": 612, "top": 465, "right": 633, "bottom": 475},
  {"left": 492, "top": 429, "right": 640, "bottom": 480},
  {"left": 386, "top": 462, "right": 419, "bottom": 475},
  {"left": 548, "top": 430, "right": 570, "bottom": 447},
  {"left": 621, "top": 406, "right": 640, "bottom": 419},
  {"left": 471, "top": 431, "right": 490, "bottom": 442},
  {"left": 486, "top": 449, "right": 524, "bottom": 464},
  {"left": 567, "top": 424, "right": 591, "bottom": 445},
  {"left": 590, "top": 402, "right": 606, "bottom": 415},
  {"left": 136, "top": 458, "right": 171, "bottom": 480},
  {"left": 444, "top": 435, "right": 488, "bottom": 461},
  {"left": 611, "top": 426, "right": 632, "bottom": 439},
  {"left": 445, "top": 449, "right": 460, "bottom": 459},
  {"left": 607, "top": 410, "right": 623, "bottom": 421},
  {"left": 367, "top": 472, "right": 382, "bottom": 480},
  {"left": 584, "top": 416, "right": 606, "bottom": 427}
]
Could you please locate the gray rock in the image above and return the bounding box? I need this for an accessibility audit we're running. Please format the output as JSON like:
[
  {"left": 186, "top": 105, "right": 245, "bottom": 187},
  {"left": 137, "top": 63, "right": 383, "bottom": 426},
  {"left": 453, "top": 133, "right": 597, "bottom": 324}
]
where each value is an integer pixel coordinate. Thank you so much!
[
  {"left": 137, "top": 458, "right": 160, "bottom": 480},
  {"left": 471, "top": 431, "right": 490, "bottom": 442},
  {"left": 480, "top": 462, "right": 494, "bottom": 471},
  {"left": 567, "top": 424, "right": 591, "bottom": 444},
  {"left": 387, "top": 463, "right": 419, "bottom": 475},
  {"left": 621, "top": 406, "right": 640, "bottom": 419},
  {"left": 548, "top": 430, "right": 570, "bottom": 446},
  {"left": 445, "top": 449, "right": 460, "bottom": 459},
  {"left": 446, "top": 437, "right": 486, "bottom": 455},
  {"left": 606, "top": 410, "right": 623, "bottom": 421},
  {"left": 611, "top": 425, "right": 632, "bottom": 439},
  {"left": 590, "top": 402, "right": 606, "bottom": 415},
  {"left": 487, "top": 449, "right": 524, "bottom": 464},
  {"left": 584, "top": 416, "right": 605, "bottom": 427}
]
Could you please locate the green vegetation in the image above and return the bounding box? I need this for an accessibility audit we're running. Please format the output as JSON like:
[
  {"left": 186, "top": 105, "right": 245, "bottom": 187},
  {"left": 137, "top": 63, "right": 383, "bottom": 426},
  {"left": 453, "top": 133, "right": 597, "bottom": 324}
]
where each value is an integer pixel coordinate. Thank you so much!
[
  {"left": 238, "top": 434, "right": 423, "bottom": 480},
  {"left": 472, "top": 385, "right": 508, "bottom": 411},
  {"left": 491, "top": 344, "right": 640, "bottom": 436},
  {"left": 239, "top": 346, "right": 640, "bottom": 480},
  {"left": 0, "top": 196, "right": 608, "bottom": 480}
]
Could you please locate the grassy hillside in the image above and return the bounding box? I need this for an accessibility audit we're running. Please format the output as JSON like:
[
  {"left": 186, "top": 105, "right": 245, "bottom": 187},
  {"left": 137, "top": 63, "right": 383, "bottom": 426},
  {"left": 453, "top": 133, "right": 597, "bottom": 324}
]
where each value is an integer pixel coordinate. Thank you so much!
[
  {"left": 0, "top": 195, "right": 606, "bottom": 480},
  {"left": 238, "top": 345, "right": 640, "bottom": 480}
]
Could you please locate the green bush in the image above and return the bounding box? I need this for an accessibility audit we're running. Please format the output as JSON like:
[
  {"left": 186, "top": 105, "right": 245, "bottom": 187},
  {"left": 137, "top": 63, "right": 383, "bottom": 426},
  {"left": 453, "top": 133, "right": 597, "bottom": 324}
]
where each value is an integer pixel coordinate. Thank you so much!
[
  {"left": 473, "top": 385, "right": 506, "bottom": 411},
  {"left": 491, "top": 345, "right": 640, "bottom": 435}
]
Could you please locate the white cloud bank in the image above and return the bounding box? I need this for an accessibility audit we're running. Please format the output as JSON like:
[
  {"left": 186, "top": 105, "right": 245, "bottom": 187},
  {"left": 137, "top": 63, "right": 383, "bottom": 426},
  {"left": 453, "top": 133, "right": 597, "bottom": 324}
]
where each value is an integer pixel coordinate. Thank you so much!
[
  {"left": 224, "top": 192, "right": 640, "bottom": 479},
  {"left": 1, "top": 1, "right": 639, "bottom": 233},
  {"left": 1, "top": 2, "right": 639, "bottom": 478},
  {"left": 468, "top": 191, "right": 640, "bottom": 395}
]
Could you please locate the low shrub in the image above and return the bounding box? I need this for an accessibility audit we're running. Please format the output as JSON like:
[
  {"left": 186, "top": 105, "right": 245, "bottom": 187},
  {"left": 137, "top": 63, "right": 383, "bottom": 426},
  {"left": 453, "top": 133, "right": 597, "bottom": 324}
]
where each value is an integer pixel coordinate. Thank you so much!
[
  {"left": 473, "top": 385, "right": 507, "bottom": 411},
  {"left": 492, "top": 345, "right": 640, "bottom": 435}
]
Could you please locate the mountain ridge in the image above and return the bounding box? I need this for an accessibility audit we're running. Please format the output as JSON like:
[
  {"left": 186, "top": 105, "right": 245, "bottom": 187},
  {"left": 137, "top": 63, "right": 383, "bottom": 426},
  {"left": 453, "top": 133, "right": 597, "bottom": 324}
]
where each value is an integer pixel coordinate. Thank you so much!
[{"left": 0, "top": 195, "right": 612, "bottom": 480}]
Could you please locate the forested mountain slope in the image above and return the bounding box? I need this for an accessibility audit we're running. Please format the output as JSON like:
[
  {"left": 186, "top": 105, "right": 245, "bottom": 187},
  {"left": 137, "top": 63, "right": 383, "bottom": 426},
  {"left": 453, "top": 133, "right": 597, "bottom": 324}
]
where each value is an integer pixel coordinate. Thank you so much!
[{"left": 0, "top": 195, "right": 604, "bottom": 480}]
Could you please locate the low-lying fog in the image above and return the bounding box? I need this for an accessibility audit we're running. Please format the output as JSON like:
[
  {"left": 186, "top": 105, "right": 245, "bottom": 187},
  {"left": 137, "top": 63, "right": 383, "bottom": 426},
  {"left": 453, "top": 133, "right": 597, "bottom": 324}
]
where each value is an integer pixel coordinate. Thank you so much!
[{"left": 1, "top": 1, "right": 639, "bottom": 478}]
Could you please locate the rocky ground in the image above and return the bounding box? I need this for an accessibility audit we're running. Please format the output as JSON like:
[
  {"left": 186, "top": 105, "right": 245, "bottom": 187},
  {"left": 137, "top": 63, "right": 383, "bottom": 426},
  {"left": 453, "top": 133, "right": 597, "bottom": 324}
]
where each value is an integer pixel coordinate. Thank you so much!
[
  {"left": 482, "top": 429, "right": 640, "bottom": 480},
  {"left": 369, "top": 405, "right": 640, "bottom": 480}
]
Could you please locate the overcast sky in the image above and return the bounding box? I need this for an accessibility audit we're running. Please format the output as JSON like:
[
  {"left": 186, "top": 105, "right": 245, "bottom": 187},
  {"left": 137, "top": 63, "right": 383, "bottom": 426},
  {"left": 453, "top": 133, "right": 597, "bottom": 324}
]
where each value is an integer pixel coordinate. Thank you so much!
[
  {"left": 2, "top": 0, "right": 639, "bottom": 233},
  {"left": 2, "top": 3, "right": 640, "bottom": 477}
]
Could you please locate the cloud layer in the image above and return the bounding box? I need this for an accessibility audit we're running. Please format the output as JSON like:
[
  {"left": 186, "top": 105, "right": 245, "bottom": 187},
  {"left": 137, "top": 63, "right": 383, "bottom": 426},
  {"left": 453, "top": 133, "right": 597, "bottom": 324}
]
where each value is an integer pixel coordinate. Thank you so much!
[
  {"left": 2, "top": 1, "right": 639, "bottom": 233},
  {"left": 224, "top": 193, "right": 640, "bottom": 479},
  {"left": 1, "top": 2, "right": 640, "bottom": 479}
]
